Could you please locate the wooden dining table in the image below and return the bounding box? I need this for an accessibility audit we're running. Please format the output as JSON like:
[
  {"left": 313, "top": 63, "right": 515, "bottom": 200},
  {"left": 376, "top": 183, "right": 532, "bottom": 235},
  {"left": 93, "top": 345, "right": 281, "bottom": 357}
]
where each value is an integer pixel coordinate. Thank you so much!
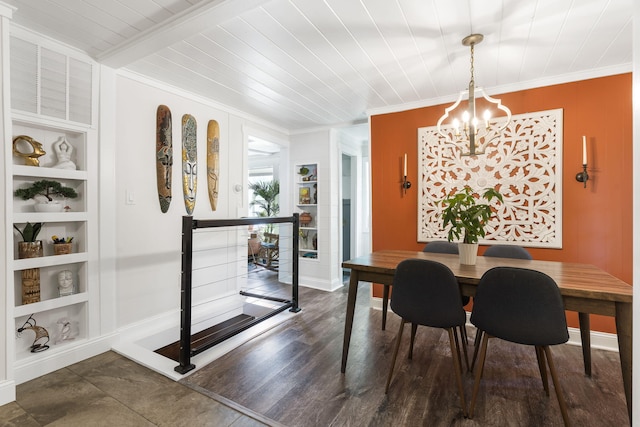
[{"left": 341, "top": 250, "right": 633, "bottom": 421}]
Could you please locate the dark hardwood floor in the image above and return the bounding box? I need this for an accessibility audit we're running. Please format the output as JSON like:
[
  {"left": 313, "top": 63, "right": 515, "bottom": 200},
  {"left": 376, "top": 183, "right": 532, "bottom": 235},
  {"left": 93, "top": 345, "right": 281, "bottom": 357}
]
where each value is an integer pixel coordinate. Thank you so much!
[{"left": 181, "top": 272, "right": 629, "bottom": 427}]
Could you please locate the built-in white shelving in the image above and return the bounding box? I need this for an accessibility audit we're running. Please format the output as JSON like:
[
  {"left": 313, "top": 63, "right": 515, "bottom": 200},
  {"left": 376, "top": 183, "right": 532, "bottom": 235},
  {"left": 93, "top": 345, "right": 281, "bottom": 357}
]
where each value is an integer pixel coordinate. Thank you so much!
[
  {"left": 295, "top": 163, "right": 319, "bottom": 260},
  {"left": 10, "top": 118, "right": 93, "bottom": 361},
  {"left": 5, "top": 31, "right": 100, "bottom": 378}
]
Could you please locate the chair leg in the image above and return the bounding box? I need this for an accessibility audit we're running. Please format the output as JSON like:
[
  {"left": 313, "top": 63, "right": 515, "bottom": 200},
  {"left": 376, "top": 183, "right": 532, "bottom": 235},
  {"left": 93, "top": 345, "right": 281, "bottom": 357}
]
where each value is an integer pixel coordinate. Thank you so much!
[
  {"left": 455, "top": 326, "right": 470, "bottom": 372},
  {"left": 408, "top": 323, "right": 418, "bottom": 360},
  {"left": 447, "top": 328, "right": 468, "bottom": 417},
  {"left": 469, "top": 332, "right": 490, "bottom": 419},
  {"left": 460, "top": 322, "right": 469, "bottom": 344},
  {"left": 470, "top": 329, "right": 484, "bottom": 372},
  {"left": 381, "top": 285, "right": 390, "bottom": 331},
  {"left": 535, "top": 345, "right": 550, "bottom": 395},
  {"left": 385, "top": 320, "right": 406, "bottom": 393},
  {"left": 543, "top": 346, "right": 571, "bottom": 427}
]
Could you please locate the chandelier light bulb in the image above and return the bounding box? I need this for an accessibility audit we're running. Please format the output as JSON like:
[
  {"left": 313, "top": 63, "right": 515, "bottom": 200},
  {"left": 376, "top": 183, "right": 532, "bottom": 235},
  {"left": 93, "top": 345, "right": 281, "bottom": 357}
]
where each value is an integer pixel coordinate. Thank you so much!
[
  {"left": 482, "top": 110, "right": 490, "bottom": 129},
  {"left": 462, "top": 110, "right": 470, "bottom": 123}
]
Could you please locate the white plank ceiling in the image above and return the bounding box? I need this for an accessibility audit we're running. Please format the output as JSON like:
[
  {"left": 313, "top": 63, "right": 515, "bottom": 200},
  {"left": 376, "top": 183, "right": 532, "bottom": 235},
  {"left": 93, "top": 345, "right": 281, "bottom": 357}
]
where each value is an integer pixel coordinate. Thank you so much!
[{"left": 4, "top": 0, "right": 633, "bottom": 131}]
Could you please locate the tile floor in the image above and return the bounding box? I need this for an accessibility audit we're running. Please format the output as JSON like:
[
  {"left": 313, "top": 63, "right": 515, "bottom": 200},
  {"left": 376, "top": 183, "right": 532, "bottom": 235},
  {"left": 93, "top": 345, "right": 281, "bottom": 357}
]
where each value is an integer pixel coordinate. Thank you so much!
[{"left": 0, "top": 351, "right": 281, "bottom": 426}]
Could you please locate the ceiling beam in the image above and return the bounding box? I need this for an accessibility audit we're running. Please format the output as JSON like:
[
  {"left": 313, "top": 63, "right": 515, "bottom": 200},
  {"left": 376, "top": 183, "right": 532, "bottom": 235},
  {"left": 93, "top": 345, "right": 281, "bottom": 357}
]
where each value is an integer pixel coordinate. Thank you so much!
[{"left": 96, "top": 0, "right": 269, "bottom": 68}]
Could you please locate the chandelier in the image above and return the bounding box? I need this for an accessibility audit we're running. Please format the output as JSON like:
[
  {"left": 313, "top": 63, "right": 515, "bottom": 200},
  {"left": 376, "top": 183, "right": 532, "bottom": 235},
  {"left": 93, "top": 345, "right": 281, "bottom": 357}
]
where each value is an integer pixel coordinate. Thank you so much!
[{"left": 436, "top": 34, "right": 511, "bottom": 156}]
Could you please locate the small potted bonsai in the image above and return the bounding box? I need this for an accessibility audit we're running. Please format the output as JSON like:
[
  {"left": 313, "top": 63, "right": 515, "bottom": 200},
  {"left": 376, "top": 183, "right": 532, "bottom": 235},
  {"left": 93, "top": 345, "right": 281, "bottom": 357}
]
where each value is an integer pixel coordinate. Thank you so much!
[
  {"left": 14, "top": 179, "right": 78, "bottom": 212},
  {"left": 14, "top": 222, "right": 44, "bottom": 258},
  {"left": 441, "top": 186, "right": 503, "bottom": 265}
]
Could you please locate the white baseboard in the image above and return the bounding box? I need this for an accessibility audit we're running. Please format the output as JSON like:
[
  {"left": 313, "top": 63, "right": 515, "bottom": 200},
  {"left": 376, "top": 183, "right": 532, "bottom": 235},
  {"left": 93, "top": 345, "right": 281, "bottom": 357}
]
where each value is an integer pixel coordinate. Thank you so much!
[
  {"left": 13, "top": 333, "right": 118, "bottom": 385},
  {"left": 0, "top": 380, "right": 16, "bottom": 406},
  {"left": 299, "top": 275, "right": 343, "bottom": 292},
  {"left": 567, "top": 327, "right": 619, "bottom": 352},
  {"left": 370, "top": 296, "right": 619, "bottom": 353}
]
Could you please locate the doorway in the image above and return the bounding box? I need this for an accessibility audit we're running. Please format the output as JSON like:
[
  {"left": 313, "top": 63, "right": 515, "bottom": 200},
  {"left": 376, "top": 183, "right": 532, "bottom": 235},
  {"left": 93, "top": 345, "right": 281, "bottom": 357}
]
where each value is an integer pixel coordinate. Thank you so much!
[
  {"left": 338, "top": 123, "right": 370, "bottom": 276},
  {"left": 342, "top": 153, "right": 352, "bottom": 263},
  {"left": 247, "top": 135, "right": 281, "bottom": 217}
]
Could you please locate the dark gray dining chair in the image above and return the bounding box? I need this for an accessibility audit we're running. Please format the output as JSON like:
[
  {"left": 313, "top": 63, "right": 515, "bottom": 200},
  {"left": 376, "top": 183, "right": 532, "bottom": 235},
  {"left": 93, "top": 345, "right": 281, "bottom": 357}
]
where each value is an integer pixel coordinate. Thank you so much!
[
  {"left": 483, "top": 244, "right": 532, "bottom": 260},
  {"left": 485, "top": 244, "right": 596, "bottom": 379},
  {"left": 423, "top": 240, "right": 459, "bottom": 254},
  {"left": 385, "top": 259, "right": 469, "bottom": 417},
  {"left": 470, "top": 244, "right": 532, "bottom": 369},
  {"left": 423, "top": 243, "right": 463, "bottom": 299},
  {"left": 422, "top": 241, "right": 469, "bottom": 346},
  {"left": 381, "top": 241, "right": 462, "bottom": 331},
  {"left": 468, "top": 267, "right": 570, "bottom": 426}
]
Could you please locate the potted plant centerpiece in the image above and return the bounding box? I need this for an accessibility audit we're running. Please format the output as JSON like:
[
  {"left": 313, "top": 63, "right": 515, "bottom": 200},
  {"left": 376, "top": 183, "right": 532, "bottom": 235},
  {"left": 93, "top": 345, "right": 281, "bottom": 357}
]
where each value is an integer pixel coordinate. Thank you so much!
[
  {"left": 14, "top": 222, "right": 44, "bottom": 258},
  {"left": 14, "top": 179, "right": 78, "bottom": 212},
  {"left": 441, "top": 186, "right": 503, "bottom": 265}
]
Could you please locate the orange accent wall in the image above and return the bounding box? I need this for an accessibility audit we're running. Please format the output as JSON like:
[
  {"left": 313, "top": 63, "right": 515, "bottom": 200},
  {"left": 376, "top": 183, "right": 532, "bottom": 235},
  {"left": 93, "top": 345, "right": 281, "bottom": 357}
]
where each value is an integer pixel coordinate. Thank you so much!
[{"left": 370, "top": 74, "right": 632, "bottom": 333}]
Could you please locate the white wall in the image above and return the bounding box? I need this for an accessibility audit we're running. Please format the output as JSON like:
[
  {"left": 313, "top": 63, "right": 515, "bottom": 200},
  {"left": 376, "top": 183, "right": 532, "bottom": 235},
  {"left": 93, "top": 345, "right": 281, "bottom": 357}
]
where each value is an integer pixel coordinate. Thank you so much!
[{"left": 114, "top": 73, "right": 289, "bottom": 329}]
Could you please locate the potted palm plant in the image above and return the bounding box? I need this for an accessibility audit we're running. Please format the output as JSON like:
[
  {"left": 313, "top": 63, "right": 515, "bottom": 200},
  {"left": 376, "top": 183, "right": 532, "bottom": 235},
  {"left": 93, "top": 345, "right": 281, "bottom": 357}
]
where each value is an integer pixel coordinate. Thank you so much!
[
  {"left": 441, "top": 186, "right": 503, "bottom": 265},
  {"left": 249, "top": 179, "right": 280, "bottom": 233}
]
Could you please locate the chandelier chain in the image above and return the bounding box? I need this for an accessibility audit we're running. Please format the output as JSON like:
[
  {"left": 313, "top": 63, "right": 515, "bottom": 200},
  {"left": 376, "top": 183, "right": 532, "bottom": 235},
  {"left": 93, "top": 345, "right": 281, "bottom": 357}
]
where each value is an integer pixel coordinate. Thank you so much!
[{"left": 469, "top": 43, "right": 475, "bottom": 87}]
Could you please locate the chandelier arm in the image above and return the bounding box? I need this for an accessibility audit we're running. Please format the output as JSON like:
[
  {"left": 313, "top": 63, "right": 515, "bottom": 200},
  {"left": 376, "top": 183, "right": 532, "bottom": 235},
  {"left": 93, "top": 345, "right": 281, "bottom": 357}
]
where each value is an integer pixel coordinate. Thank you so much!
[
  {"left": 480, "top": 90, "right": 512, "bottom": 133},
  {"left": 436, "top": 91, "right": 465, "bottom": 141}
]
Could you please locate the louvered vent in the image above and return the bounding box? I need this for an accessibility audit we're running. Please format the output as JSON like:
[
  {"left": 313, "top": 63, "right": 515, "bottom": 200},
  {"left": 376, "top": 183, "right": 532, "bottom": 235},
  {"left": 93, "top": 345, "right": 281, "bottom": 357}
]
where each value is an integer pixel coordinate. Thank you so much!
[
  {"left": 10, "top": 36, "right": 93, "bottom": 125},
  {"left": 69, "top": 58, "right": 92, "bottom": 124},
  {"left": 10, "top": 37, "right": 37, "bottom": 113},
  {"left": 40, "top": 47, "right": 67, "bottom": 119}
]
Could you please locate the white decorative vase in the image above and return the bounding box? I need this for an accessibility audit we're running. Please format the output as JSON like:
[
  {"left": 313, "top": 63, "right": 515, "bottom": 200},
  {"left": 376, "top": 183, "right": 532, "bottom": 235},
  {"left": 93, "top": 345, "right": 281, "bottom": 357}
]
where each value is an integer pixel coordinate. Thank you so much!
[
  {"left": 458, "top": 243, "right": 479, "bottom": 265},
  {"left": 34, "top": 201, "right": 63, "bottom": 212}
]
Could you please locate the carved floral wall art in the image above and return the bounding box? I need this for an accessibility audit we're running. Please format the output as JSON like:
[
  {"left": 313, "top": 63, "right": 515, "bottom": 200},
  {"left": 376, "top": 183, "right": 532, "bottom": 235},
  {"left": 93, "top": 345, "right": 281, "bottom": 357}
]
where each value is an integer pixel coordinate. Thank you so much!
[{"left": 418, "top": 108, "right": 562, "bottom": 248}]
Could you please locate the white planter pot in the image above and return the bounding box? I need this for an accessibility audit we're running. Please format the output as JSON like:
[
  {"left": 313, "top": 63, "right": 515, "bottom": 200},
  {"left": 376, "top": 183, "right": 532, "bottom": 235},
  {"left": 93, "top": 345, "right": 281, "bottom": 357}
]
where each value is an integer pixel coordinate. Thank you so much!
[
  {"left": 458, "top": 243, "right": 479, "bottom": 265},
  {"left": 34, "top": 202, "right": 63, "bottom": 212}
]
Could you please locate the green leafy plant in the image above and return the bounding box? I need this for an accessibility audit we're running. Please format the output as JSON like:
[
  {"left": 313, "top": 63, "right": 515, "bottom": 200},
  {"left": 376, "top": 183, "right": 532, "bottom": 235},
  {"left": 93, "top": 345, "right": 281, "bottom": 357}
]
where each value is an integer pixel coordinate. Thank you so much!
[
  {"left": 249, "top": 179, "right": 280, "bottom": 233},
  {"left": 14, "top": 180, "right": 78, "bottom": 202},
  {"left": 441, "top": 186, "right": 503, "bottom": 244},
  {"left": 249, "top": 180, "right": 280, "bottom": 218},
  {"left": 13, "top": 222, "right": 44, "bottom": 242}
]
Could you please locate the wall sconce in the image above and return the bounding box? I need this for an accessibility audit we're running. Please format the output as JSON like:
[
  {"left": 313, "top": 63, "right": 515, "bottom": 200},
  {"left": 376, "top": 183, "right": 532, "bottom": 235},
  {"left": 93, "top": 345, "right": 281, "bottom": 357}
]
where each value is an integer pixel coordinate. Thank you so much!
[
  {"left": 402, "top": 153, "right": 411, "bottom": 194},
  {"left": 575, "top": 136, "right": 589, "bottom": 188}
]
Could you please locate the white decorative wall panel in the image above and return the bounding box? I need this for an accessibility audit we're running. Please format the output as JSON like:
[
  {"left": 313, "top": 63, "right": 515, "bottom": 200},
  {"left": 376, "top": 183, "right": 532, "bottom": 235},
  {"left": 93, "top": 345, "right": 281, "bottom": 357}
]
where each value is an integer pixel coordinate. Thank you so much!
[{"left": 418, "top": 108, "right": 563, "bottom": 248}]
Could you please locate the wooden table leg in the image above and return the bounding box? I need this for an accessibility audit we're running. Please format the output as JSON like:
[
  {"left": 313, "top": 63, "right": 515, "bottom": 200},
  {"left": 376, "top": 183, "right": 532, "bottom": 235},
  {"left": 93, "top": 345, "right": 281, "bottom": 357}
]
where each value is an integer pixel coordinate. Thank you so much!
[
  {"left": 341, "top": 271, "right": 360, "bottom": 373},
  {"left": 615, "top": 302, "right": 632, "bottom": 423},
  {"left": 578, "top": 312, "right": 591, "bottom": 376},
  {"left": 382, "top": 284, "right": 389, "bottom": 331}
]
